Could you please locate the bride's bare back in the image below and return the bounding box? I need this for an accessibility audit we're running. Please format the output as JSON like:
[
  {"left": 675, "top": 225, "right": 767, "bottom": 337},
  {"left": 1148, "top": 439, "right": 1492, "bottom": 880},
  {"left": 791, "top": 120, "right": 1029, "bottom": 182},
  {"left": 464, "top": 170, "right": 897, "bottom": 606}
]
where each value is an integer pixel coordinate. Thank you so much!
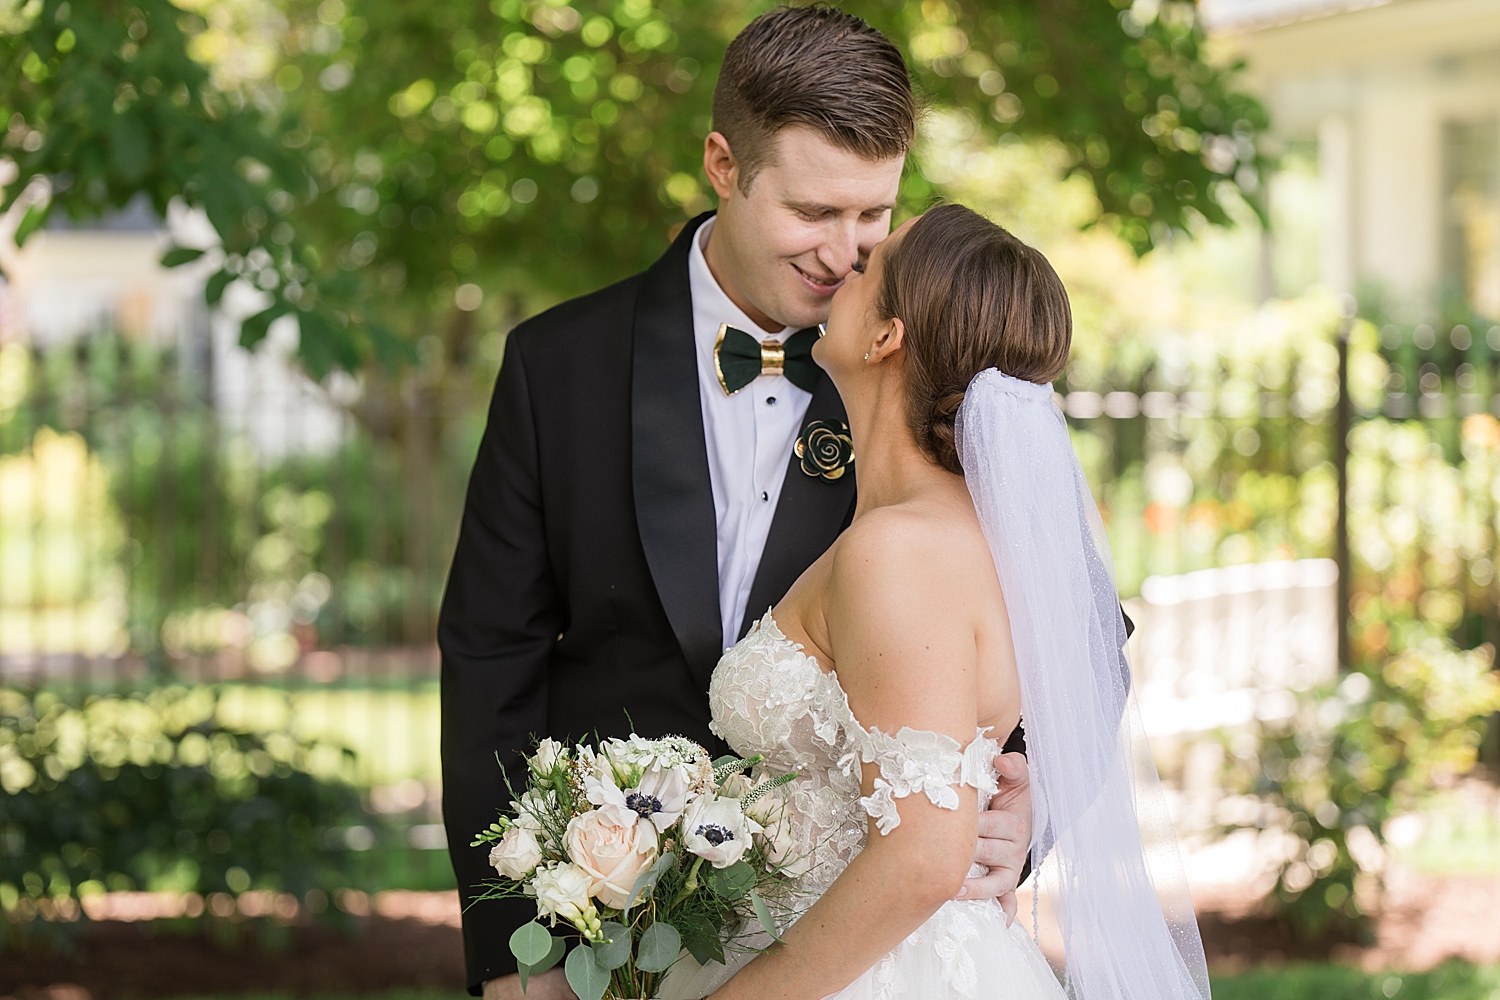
[{"left": 772, "top": 473, "right": 1021, "bottom": 749}]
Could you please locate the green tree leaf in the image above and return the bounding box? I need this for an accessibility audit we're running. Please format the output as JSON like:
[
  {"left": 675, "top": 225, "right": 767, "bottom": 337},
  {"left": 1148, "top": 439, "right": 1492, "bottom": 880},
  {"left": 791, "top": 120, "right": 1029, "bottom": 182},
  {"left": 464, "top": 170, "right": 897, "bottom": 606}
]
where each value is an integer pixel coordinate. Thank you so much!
[
  {"left": 159, "top": 247, "right": 206, "bottom": 268},
  {"left": 239, "top": 301, "right": 292, "bottom": 351},
  {"left": 204, "top": 269, "right": 235, "bottom": 306},
  {"left": 108, "top": 111, "right": 151, "bottom": 183}
]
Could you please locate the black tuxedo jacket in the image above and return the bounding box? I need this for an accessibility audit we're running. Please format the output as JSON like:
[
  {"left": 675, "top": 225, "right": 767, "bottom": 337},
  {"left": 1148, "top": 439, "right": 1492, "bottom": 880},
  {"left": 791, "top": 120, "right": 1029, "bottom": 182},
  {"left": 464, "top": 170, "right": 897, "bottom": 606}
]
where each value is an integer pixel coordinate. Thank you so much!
[{"left": 438, "top": 213, "right": 865, "bottom": 991}]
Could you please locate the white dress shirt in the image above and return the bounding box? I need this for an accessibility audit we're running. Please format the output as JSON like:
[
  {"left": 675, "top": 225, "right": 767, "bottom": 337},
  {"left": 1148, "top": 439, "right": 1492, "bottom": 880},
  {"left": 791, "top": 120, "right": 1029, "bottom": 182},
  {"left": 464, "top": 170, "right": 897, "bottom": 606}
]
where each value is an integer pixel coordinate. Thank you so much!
[{"left": 688, "top": 218, "right": 814, "bottom": 652}]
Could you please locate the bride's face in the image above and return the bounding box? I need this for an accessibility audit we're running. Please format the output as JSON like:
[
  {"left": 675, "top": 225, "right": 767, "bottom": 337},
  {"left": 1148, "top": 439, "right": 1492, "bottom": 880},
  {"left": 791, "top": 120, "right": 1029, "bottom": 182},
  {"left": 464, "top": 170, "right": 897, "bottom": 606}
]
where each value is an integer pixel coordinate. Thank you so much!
[{"left": 813, "top": 217, "right": 916, "bottom": 378}]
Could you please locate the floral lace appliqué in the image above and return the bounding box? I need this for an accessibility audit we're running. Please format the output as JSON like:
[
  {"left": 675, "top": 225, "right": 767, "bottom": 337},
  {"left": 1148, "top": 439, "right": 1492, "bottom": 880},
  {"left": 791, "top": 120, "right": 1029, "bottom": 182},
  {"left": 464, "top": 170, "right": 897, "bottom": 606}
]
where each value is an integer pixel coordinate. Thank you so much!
[{"left": 709, "top": 613, "right": 1000, "bottom": 883}]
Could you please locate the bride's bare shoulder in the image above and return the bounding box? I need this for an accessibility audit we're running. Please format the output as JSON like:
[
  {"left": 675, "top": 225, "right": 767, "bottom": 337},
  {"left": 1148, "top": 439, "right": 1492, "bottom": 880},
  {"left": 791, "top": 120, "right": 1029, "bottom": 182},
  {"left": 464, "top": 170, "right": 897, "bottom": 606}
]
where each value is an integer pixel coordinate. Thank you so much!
[{"left": 827, "top": 496, "right": 995, "bottom": 611}]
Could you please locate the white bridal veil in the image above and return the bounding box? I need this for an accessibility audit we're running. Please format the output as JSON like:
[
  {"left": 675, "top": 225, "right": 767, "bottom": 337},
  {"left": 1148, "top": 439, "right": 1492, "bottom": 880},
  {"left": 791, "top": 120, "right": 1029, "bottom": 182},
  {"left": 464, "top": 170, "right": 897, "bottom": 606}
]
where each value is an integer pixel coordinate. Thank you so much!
[{"left": 956, "top": 369, "right": 1211, "bottom": 1000}]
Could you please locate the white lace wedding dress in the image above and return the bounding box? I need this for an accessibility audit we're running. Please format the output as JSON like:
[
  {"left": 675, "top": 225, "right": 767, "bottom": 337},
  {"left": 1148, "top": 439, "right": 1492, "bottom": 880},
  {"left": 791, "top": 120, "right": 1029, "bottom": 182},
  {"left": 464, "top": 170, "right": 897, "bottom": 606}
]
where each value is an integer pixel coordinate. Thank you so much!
[{"left": 658, "top": 613, "right": 1066, "bottom": 1000}]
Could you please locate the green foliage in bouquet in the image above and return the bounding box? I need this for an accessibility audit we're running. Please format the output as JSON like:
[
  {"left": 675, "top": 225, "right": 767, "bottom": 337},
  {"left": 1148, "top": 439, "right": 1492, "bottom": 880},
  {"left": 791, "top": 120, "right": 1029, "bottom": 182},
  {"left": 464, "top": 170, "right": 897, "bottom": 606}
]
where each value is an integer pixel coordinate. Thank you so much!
[
  {"left": 0, "top": 686, "right": 369, "bottom": 950},
  {"left": 472, "top": 736, "right": 802, "bottom": 1000},
  {"left": 1218, "top": 639, "right": 1500, "bottom": 939}
]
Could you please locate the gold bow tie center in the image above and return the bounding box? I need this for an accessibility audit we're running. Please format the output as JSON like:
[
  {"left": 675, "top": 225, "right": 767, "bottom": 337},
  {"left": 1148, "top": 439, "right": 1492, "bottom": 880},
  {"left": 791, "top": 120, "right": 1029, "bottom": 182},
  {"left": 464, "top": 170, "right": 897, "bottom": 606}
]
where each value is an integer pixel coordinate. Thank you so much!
[{"left": 759, "top": 339, "right": 785, "bottom": 379}]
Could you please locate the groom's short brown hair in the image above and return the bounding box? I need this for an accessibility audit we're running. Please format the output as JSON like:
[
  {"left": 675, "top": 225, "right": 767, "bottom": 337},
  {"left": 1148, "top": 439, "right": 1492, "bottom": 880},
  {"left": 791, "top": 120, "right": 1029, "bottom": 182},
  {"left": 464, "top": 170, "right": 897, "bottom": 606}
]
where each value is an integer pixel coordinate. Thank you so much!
[{"left": 713, "top": 5, "right": 915, "bottom": 191}]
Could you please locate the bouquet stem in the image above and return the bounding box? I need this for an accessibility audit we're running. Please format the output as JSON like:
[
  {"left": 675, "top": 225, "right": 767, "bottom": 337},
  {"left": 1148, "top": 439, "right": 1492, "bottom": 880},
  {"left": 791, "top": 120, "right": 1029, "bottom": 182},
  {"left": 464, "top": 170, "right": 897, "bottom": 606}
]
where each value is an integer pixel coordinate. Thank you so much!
[{"left": 670, "top": 855, "right": 705, "bottom": 908}]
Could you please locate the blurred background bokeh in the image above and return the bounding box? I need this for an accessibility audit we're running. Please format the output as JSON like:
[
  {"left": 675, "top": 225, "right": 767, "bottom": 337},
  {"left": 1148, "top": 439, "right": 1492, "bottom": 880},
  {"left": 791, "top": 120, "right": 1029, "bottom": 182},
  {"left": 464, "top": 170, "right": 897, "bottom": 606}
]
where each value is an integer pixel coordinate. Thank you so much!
[{"left": 2, "top": 0, "right": 1500, "bottom": 997}]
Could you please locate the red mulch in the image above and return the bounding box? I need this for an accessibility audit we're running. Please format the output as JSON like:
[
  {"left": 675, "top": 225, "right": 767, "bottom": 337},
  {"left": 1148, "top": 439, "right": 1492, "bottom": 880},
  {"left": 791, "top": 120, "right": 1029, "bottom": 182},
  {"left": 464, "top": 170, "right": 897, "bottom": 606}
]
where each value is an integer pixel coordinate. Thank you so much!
[
  {"left": 5, "top": 872, "right": 1499, "bottom": 998},
  {"left": 0, "top": 916, "right": 467, "bottom": 999}
]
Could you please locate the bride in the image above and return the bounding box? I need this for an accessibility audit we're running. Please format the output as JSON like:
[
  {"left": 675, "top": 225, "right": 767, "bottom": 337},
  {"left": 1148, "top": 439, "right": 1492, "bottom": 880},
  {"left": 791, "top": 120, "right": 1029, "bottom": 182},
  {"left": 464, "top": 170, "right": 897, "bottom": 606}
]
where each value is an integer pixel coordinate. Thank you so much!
[{"left": 663, "top": 204, "right": 1210, "bottom": 1000}]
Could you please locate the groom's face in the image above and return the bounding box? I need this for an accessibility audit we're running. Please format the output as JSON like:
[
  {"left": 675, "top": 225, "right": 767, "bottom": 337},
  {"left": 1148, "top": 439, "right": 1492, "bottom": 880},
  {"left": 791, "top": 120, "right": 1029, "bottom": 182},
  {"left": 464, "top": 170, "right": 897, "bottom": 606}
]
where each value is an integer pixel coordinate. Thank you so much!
[{"left": 709, "top": 126, "right": 904, "bottom": 331}]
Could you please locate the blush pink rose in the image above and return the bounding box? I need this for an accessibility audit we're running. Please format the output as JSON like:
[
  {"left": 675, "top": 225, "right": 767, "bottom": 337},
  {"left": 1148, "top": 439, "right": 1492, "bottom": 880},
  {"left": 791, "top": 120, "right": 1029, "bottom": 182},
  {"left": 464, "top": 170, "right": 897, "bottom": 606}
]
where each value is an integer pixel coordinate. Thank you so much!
[{"left": 564, "top": 810, "right": 658, "bottom": 910}]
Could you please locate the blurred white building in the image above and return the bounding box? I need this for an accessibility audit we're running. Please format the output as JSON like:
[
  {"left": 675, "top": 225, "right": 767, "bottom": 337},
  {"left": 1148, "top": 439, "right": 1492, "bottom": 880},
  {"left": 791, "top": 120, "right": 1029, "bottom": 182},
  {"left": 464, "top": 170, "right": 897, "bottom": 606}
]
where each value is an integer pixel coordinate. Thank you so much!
[
  {"left": 0, "top": 192, "right": 345, "bottom": 459},
  {"left": 1206, "top": 0, "right": 1500, "bottom": 317}
]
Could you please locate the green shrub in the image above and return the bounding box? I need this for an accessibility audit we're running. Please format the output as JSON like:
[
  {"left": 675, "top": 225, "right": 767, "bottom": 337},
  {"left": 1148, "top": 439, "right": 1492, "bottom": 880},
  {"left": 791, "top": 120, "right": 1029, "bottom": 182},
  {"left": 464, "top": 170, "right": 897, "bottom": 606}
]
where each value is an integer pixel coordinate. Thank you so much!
[
  {"left": 1220, "top": 639, "right": 1500, "bottom": 938},
  {"left": 0, "top": 686, "right": 369, "bottom": 948}
]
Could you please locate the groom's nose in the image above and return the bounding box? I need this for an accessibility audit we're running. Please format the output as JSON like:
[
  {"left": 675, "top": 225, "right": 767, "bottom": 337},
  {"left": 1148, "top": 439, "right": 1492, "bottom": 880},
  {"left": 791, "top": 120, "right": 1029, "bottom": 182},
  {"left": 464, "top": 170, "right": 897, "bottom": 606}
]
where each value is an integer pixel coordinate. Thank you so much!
[{"left": 816, "top": 218, "right": 861, "bottom": 278}]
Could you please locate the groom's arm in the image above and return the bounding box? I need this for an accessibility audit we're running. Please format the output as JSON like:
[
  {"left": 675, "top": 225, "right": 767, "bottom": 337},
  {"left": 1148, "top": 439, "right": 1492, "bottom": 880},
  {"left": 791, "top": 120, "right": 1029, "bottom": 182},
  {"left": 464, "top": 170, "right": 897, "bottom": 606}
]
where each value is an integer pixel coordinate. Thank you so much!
[{"left": 439, "top": 333, "right": 561, "bottom": 995}]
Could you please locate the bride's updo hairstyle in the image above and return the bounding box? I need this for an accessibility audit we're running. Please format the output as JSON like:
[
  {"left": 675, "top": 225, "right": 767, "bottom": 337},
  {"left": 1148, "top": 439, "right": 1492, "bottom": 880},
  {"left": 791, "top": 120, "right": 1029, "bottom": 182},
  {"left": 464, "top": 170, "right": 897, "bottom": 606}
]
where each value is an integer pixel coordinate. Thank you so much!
[{"left": 877, "top": 204, "right": 1071, "bottom": 474}]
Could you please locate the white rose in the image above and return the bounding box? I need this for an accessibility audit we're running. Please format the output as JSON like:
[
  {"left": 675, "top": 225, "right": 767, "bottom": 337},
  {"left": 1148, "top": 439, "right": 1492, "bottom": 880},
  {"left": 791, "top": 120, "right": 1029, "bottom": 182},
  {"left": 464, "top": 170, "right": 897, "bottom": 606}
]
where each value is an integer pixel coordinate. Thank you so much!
[
  {"left": 512, "top": 788, "right": 556, "bottom": 833},
  {"left": 489, "top": 825, "right": 543, "bottom": 880},
  {"left": 719, "top": 773, "right": 753, "bottom": 798},
  {"left": 682, "top": 794, "right": 761, "bottom": 869},
  {"left": 529, "top": 738, "right": 566, "bottom": 776},
  {"left": 763, "top": 818, "right": 811, "bottom": 878},
  {"left": 742, "top": 783, "right": 782, "bottom": 826},
  {"left": 565, "top": 809, "right": 659, "bottom": 909},
  {"left": 531, "top": 862, "right": 596, "bottom": 931}
]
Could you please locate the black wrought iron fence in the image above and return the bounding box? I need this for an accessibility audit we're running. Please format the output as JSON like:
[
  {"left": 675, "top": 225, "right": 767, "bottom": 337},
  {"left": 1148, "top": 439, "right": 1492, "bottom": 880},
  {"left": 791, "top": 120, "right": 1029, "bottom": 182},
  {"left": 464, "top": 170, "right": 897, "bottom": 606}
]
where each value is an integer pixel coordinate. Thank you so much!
[
  {"left": 0, "top": 329, "right": 494, "bottom": 688},
  {"left": 3, "top": 313, "right": 1498, "bottom": 750}
]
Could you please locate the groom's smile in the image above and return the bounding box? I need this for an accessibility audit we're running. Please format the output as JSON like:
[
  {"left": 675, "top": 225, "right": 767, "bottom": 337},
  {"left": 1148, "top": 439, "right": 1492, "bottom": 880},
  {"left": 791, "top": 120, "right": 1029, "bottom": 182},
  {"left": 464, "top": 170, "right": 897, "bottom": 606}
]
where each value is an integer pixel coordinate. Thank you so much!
[{"left": 790, "top": 261, "right": 844, "bottom": 297}]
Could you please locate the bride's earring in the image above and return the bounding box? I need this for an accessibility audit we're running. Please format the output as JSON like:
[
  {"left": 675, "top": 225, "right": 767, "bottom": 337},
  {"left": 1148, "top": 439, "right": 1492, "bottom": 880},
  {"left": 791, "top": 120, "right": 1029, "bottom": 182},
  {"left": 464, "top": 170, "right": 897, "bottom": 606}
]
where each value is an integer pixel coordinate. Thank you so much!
[{"left": 863, "top": 352, "right": 869, "bottom": 361}]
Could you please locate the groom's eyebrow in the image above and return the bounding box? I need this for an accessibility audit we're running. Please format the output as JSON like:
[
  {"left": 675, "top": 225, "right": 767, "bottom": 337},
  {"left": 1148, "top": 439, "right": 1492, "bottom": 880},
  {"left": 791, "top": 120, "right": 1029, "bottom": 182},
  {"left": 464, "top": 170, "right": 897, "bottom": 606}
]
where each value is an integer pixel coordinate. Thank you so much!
[{"left": 787, "top": 200, "right": 895, "bottom": 215}]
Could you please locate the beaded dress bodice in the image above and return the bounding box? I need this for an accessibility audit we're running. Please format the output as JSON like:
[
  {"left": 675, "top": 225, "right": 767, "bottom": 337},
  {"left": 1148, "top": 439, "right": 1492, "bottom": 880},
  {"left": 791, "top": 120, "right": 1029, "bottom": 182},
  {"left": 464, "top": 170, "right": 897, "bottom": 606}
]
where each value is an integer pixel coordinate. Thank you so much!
[{"left": 707, "top": 613, "right": 999, "bottom": 898}]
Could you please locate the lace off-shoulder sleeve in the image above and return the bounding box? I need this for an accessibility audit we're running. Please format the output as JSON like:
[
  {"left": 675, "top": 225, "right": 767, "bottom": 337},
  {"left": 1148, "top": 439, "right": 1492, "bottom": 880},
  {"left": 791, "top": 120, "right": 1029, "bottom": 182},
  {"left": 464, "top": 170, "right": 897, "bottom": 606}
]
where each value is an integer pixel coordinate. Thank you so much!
[{"left": 841, "top": 727, "right": 999, "bottom": 835}]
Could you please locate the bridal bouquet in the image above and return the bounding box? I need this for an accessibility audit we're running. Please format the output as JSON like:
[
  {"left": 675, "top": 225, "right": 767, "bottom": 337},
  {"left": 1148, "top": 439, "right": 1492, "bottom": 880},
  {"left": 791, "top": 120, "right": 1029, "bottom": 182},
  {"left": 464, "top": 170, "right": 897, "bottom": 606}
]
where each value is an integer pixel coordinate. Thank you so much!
[{"left": 472, "top": 734, "right": 801, "bottom": 1000}]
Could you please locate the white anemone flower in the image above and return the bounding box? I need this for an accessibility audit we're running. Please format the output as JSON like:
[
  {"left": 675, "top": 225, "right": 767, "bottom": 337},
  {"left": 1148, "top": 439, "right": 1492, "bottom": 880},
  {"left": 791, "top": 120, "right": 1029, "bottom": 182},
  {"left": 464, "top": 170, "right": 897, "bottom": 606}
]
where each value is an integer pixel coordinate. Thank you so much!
[
  {"left": 586, "top": 764, "right": 690, "bottom": 834},
  {"left": 682, "top": 793, "right": 762, "bottom": 869}
]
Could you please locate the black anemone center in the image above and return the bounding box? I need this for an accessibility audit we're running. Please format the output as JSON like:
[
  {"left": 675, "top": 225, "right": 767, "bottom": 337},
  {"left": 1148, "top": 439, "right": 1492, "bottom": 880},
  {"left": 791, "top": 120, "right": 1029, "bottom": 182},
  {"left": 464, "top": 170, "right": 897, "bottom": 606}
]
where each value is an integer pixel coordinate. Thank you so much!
[
  {"left": 626, "top": 792, "right": 662, "bottom": 818},
  {"left": 696, "top": 824, "right": 734, "bottom": 846}
]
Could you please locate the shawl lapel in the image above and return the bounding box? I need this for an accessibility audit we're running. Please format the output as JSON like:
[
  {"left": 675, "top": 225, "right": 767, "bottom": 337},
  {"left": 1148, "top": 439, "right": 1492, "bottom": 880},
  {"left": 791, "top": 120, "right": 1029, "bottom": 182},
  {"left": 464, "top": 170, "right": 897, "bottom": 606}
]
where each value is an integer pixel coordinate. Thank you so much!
[{"left": 631, "top": 213, "right": 723, "bottom": 690}]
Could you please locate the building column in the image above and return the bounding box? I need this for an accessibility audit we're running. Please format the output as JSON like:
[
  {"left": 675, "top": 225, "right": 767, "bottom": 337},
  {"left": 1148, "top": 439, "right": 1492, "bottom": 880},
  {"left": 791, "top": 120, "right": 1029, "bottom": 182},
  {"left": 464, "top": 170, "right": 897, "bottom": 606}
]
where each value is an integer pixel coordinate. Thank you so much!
[{"left": 1319, "top": 114, "right": 1357, "bottom": 295}]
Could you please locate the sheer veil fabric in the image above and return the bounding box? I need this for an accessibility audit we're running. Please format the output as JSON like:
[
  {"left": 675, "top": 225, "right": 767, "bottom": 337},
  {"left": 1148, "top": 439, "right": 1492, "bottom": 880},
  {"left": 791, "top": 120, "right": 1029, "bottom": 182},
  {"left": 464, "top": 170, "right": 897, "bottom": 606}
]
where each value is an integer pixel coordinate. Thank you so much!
[{"left": 956, "top": 369, "right": 1211, "bottom": 1000}]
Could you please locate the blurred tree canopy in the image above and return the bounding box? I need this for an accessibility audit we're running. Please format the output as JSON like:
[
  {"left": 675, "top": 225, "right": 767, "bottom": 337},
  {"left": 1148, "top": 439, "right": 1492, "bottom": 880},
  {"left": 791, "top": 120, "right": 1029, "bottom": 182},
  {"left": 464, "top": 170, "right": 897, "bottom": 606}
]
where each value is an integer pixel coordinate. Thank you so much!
[{"left": 1, "top": 0, "right": 1267, "bottom": 375}]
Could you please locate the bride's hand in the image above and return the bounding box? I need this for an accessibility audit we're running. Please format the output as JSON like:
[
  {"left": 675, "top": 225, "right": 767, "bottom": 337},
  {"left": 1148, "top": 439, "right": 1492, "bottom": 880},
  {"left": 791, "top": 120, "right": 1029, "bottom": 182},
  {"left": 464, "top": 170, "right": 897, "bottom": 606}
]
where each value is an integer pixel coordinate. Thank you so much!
[{"left": 954, "top": 751, "right": 1031, "bottom": 922}]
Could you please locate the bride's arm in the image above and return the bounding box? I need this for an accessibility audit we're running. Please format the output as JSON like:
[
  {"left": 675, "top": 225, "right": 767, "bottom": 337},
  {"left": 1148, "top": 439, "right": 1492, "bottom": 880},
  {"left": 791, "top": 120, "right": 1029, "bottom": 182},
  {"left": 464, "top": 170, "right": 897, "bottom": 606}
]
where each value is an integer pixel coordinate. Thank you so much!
[{"left": 708, "top": 514, "right": 983, "bottom": 1000}]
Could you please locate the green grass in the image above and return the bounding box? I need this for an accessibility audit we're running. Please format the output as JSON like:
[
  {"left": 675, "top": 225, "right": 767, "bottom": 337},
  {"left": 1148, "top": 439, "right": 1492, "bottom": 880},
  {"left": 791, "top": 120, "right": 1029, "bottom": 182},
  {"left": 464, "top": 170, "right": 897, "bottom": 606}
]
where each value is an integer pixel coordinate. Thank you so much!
[{"left": 1212, "top": 963, "right": 1500, "bottom": 1000}]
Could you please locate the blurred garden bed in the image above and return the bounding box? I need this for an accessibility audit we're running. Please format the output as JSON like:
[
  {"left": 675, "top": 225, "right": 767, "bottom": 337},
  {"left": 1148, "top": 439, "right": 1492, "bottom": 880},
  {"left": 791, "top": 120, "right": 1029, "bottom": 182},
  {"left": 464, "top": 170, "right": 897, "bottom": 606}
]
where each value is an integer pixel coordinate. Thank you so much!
[{"left": 5, "top": 871, "right": 1500, "bottom": 999}]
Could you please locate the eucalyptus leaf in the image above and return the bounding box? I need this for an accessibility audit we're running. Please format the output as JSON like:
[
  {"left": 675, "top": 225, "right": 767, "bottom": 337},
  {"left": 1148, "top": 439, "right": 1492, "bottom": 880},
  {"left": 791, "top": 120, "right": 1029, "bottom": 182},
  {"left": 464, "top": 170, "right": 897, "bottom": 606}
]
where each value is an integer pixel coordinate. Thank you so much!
[
  {"left": 750, "top": 888, "right": 782, "bottom": 942},
  {"left": 681, "top": 912, "right": 726, "bottom": 968},
  {"left": 527, "top": 935, "right": 567, "bottom": 977},
  {"left": 711, "top": 860, "right": 754, "bottom": 901},
  {"left": 593, "top": 920, "right": 632, "bottom": 971},
  {"left": 509, "top": 921, "right": 557, "bottom": 967},
  {"left": 623, "top": 849, "right": 675, "bottom": 920},
  {"left": 564, "top": 943, "right": 611, "bottom": 1000},
  {"left": 517, "top": 935, "right": 566, "bottom": 993},
  {"left": 636, "top": 920, "right": 682, "bottom": 974}
]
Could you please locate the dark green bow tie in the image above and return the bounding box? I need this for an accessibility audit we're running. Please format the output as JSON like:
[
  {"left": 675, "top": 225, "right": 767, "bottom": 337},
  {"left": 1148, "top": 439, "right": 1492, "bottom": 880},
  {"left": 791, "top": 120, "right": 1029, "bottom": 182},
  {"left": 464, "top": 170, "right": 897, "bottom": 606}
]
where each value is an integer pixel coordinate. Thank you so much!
[{"left": 712, "top": 324, "right": 821, "bottom": 395}]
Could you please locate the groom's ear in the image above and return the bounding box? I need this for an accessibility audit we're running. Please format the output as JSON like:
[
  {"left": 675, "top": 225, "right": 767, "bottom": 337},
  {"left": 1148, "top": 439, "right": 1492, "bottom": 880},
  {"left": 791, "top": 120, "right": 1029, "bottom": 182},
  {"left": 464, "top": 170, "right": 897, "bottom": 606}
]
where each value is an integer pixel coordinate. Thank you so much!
[{"left": 704, "top": 132, "right": 739, "bottom": 200}]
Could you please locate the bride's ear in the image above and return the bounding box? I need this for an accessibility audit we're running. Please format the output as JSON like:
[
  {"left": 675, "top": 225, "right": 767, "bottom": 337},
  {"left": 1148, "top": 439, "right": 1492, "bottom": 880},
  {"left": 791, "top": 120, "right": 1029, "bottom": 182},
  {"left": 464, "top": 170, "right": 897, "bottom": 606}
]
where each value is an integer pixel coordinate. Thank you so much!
[{"left": 868, "top": 316, "right": 905, "bottom": 365}]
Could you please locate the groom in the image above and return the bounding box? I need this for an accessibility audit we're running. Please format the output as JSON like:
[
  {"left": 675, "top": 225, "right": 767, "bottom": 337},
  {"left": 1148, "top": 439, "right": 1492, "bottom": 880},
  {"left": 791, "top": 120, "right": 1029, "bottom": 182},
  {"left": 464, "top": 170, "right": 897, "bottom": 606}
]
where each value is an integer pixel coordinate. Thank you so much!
[{"left": 440, "top": 8, "right": 1036, "bottom": 998}]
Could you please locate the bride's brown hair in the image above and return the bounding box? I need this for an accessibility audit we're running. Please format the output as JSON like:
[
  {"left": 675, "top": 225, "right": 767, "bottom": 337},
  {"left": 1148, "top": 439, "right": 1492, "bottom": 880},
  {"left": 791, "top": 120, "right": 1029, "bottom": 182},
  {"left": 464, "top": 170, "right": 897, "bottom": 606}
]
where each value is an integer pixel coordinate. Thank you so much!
[{"left": 877, "top": 204, "right": 1072, "bottom": 474}]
